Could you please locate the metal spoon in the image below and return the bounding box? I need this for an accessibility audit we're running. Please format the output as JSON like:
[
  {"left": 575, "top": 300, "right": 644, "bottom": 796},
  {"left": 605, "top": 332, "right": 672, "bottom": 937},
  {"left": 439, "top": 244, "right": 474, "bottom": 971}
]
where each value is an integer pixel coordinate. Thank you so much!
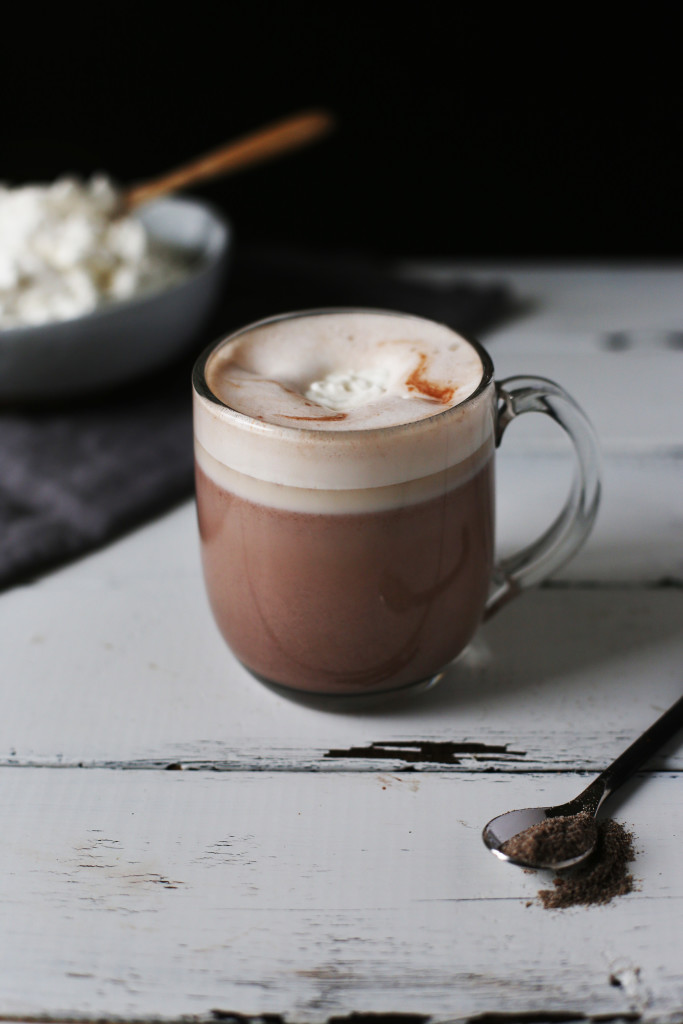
[{"left": 482, "top": 693, "right": 683, "bottom": 870}]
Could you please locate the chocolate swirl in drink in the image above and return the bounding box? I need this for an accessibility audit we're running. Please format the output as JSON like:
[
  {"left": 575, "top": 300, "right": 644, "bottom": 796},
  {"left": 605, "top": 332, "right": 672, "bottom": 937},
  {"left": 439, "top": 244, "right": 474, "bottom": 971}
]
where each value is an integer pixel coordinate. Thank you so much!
[{"left": 193, "top": 311, "right": 496, "bottom": 695}]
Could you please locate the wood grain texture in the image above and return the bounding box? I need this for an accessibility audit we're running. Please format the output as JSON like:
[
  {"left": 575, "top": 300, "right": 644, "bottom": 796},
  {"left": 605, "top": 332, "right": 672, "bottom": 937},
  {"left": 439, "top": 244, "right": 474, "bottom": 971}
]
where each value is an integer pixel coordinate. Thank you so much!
[{"left": 1, "top": 768, "right": 681, "bottom": 1022}]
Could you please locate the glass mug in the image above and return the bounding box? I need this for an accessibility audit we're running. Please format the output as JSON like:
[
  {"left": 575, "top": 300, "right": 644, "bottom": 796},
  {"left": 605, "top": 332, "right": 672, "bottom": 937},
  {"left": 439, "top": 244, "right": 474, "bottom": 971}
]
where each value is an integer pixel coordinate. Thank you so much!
[{"left": 192, "top": 309, "right": 600, "bottom": 698}]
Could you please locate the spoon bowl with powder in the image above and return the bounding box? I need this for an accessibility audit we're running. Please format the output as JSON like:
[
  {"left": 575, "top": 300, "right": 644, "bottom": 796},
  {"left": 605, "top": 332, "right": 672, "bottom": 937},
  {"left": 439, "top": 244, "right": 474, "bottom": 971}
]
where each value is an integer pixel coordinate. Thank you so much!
[{"left": 483, "top": 693, "right": 683, "bottom": 870}]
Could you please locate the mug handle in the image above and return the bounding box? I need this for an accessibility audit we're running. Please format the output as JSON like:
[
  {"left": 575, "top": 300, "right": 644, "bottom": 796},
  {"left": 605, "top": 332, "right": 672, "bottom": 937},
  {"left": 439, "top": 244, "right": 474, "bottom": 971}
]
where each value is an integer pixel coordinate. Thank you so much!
[{"left": 485, "top": 376, "right": 601, "bottom": 619}]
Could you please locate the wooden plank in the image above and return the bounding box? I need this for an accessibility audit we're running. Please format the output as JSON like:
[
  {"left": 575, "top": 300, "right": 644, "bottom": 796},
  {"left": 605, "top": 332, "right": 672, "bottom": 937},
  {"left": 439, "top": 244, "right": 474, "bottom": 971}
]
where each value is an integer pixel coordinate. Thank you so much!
[
  {"left": 492, "top": 344, "right": 683, "bottom": 454},
  {"left": 3, "top": 569, "right": 681, "bottom": 771},
  {"left": 414, "top": 265, "right": 683, "bottom": 450},
  {"left": 0, "top": 767, "right": 680, "bottom": 1022},
  {"left": 496, "top": 452, "right": 683, "bottom": 584},
  {"left": 417, "top": 265, "right": 683, "bottom": 335}
]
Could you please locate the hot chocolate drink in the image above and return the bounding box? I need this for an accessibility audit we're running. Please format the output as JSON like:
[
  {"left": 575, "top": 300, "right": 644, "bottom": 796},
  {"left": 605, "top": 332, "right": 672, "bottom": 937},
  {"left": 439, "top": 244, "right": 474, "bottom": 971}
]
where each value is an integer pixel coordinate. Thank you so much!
[{"left": 193, "top": 310, "right": 496, "bottom": 695}]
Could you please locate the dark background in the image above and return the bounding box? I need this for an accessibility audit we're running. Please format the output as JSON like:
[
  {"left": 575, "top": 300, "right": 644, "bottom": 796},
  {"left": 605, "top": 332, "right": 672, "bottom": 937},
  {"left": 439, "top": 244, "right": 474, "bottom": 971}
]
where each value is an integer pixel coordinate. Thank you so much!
[{"left": 3, "top": 7, "right": 681, "bottom": 260}]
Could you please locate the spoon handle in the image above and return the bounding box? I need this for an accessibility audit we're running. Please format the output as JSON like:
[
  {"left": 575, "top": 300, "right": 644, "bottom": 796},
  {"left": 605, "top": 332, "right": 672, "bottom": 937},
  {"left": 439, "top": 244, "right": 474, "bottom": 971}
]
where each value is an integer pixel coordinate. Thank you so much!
[
  {"left": 580, "top": 693, "right": 683, "bottom": 813},
  {"left": 124, "top": 109, "right": 335, "bottom": 210}
]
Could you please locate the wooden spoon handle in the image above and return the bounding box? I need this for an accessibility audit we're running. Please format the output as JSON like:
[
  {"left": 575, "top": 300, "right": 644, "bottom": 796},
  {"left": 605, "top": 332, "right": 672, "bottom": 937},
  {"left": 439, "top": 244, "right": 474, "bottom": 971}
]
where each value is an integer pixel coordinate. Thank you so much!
[{"left": 124, "top": 108, "right": 334, "bottom": 210}]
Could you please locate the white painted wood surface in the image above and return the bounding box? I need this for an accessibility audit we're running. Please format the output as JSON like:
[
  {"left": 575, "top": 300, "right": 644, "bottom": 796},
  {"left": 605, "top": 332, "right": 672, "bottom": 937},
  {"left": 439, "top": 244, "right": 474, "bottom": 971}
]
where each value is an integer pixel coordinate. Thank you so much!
[
  {"left": 2, "top": 266, "right": 682, "bottom": 1023},
  {"left": 2, "top": 769, "right": 681, "bottom": 1021}
]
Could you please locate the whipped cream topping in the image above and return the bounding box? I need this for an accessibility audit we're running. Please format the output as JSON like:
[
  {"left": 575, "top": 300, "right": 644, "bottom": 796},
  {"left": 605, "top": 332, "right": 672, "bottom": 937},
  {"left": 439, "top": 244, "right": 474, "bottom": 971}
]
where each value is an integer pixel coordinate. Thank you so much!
[
  {"left": 305, "top": 367, "right": 389, "bottom": 411},
  {"left": 0, "top": 175, "right": 187, "bottom": 328}
]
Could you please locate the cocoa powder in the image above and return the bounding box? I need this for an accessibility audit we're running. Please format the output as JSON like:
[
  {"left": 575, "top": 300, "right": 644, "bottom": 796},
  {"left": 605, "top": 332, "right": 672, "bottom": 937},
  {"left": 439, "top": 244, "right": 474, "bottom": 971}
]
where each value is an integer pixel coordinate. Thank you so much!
[
  {"left": 502, "top": 813, "right": 637, "bottom": 908},
  {"left": 501, "top": 811, "right": 597, "bottom": 866},
  {"left": 538, "top": 818, "right": 637, "bottom": 909}
]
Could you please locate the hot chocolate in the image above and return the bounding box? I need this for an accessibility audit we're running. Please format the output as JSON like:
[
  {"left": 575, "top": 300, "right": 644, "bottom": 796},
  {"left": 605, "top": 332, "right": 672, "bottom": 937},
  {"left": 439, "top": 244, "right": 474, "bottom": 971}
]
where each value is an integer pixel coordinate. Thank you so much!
[{"left": 193, "top": 310, "right": 496, "bottom": 695}]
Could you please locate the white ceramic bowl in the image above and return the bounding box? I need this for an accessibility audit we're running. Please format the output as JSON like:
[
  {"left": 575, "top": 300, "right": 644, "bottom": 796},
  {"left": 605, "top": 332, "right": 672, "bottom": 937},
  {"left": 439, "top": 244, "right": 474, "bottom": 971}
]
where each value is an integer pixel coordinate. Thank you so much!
[{"left": 0, "top": 196, "right": 231, "bottom": 402}]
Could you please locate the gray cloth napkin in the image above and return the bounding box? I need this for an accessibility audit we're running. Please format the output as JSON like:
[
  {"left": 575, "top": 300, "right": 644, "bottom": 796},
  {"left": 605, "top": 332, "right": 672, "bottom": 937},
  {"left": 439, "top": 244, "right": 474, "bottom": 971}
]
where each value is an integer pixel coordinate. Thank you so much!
[{"left": 0, "top": 244, "right": 514, "bottom": 589}]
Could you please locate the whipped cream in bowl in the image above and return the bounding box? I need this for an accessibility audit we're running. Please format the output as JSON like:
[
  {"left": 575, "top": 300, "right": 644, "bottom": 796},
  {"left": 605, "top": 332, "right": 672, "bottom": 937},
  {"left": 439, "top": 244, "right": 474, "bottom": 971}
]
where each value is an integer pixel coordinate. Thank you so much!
[
  {"left": 0, "top": 176, "right": 231, "bottom": 401},
  {"left": 0, "top": 176, "right": 189, "bottom": 329}
]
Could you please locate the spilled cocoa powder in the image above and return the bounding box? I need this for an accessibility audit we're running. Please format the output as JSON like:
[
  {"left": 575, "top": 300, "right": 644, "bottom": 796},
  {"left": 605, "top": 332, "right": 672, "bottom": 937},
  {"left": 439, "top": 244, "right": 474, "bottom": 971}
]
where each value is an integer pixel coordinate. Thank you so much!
[
  {"left": 539, "top": 818, "right": 637, "bottom": 909},
  {"left": 503, "top": 813, "right": 637, "bottom": 909}
]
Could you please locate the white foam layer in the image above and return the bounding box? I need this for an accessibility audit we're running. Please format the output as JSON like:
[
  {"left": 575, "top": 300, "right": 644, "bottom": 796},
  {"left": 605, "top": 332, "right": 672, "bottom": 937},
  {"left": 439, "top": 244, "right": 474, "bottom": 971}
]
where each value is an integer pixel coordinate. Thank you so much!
[
  {"left": 193, "top": 311, "right": 496, "bottom": 499},
  {"left": 204, "top": 311, "right": 484, "bottom": 430},
  {"left": 195, "top": 436, "right": 494, "bottom": 513}
]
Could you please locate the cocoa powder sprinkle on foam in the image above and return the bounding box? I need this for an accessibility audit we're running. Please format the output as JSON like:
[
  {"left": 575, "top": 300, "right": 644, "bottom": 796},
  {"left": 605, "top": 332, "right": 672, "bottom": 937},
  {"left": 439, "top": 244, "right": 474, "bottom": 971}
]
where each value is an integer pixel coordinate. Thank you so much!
[
  {"left": 404, "top": 353, "right": 456, "bottom": 404},
  {"left": 280, "top": 413, "right": 348, "bottom": 422}
]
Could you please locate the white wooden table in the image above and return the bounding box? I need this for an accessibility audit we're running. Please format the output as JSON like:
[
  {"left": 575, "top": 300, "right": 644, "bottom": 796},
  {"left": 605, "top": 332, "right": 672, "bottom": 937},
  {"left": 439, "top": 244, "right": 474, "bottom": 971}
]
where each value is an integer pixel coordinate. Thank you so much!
[{"left": 2, "top": 266, "right": 682, "bottom": 1023}]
